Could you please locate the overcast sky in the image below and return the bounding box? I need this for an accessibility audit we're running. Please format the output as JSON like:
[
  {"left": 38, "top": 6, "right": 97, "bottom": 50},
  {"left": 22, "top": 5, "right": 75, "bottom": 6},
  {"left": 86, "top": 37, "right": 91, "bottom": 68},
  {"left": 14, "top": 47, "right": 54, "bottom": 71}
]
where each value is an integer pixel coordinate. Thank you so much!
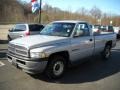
[{"left": 21, "top": 0, "right": 120, "bottom": 15}]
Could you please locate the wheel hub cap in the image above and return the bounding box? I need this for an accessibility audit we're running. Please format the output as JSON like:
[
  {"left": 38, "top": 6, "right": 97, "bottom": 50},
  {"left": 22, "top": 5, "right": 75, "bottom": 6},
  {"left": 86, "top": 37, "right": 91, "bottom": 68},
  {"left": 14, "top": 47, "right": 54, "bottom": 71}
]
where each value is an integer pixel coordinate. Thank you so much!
[{"left": 53, "top": 61, "right": 64, "bottom": 76}]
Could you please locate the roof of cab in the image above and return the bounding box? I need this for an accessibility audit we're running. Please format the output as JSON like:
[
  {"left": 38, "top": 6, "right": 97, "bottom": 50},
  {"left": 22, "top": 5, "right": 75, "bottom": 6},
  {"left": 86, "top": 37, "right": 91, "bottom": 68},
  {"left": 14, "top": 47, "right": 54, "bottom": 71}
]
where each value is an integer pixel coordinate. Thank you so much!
[{"left": 52, "top": 20, "right": 87, "bottom": 23}]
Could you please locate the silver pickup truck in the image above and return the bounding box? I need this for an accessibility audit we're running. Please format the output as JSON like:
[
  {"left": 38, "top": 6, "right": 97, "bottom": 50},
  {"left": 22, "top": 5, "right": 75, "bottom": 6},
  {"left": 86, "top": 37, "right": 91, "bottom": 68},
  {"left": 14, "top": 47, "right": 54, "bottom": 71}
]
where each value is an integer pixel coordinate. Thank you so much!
[{"left": 7, "top": 20, "right": 116, "bottom": 78}]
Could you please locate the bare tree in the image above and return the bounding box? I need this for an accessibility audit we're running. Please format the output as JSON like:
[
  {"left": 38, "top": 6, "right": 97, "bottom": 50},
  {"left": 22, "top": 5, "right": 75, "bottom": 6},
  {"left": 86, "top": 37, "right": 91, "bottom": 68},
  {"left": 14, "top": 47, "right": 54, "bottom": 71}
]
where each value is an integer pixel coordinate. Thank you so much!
[
  {"left": 0, "top": 1, "right": 120, "bottom": 26},
  {"left": 90, "top": 6, "right": 102, "bottom": 20}
]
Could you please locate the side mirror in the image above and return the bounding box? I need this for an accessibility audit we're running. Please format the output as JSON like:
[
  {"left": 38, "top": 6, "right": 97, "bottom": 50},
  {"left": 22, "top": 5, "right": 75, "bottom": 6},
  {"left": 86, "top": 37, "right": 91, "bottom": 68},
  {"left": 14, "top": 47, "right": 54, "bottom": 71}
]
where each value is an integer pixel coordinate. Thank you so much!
[
  {"left": 73, "top": 32, "right": 79, "bottom": 37},
  {"left": 73, "top": 30, "right": 84, "bottom": 37}
]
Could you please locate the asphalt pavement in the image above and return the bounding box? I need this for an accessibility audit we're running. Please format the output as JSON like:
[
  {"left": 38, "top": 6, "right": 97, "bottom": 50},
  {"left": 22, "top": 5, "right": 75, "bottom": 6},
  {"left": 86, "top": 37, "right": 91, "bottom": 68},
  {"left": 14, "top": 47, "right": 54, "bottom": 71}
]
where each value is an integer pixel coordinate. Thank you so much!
[{"left": 0, "top": 41, "right": 120, "bottom": 90}]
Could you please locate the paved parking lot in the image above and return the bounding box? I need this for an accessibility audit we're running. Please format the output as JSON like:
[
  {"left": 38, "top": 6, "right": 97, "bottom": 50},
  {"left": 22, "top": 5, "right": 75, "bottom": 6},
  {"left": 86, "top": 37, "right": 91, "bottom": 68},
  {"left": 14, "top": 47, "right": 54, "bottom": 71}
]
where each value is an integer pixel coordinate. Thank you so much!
[{"left": 0, "top": 41, "right": 120, "bottom": 90}]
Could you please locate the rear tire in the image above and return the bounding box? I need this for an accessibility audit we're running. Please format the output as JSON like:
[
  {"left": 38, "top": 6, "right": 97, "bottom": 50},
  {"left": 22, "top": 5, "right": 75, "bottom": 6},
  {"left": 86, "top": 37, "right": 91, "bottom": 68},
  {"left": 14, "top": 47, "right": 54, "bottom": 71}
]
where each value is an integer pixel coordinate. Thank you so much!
[
  {"left": 45, "top": 55, "right": 66, "bottom": 79},
  {"left": 101, "top": 45, "right": 111, "bottom": 60}
]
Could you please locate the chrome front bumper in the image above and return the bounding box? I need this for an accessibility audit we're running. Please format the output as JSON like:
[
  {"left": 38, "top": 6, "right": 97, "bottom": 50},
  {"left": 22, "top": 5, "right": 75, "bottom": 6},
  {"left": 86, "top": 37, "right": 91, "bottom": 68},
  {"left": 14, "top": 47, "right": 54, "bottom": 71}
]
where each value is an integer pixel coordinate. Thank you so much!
[{"left": 7, "top": 53, "right": 48, "bottom": 74}]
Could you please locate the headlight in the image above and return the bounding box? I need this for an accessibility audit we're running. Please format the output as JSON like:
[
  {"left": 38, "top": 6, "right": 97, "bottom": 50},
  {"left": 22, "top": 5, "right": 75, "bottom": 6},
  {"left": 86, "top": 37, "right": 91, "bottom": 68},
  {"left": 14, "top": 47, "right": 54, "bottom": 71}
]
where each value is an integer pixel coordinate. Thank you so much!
[{"left": 30, "top": 52, "right": 46, "bottom": 58}]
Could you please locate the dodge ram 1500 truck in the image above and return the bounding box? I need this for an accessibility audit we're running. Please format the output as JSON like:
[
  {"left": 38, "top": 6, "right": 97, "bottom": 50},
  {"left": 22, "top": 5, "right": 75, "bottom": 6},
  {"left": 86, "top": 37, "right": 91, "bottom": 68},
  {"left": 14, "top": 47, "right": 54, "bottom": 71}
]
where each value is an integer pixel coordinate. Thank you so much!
[{"left": 7, "top": 20, "right": 116, "bottom": 78}]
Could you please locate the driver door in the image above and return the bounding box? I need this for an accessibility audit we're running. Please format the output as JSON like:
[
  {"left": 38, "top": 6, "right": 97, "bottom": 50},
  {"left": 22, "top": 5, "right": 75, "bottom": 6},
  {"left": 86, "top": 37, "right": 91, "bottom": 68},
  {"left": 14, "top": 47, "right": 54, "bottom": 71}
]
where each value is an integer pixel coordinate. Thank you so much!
[{"left": 70, "top": 23, "right": 94, "bottom": 62}]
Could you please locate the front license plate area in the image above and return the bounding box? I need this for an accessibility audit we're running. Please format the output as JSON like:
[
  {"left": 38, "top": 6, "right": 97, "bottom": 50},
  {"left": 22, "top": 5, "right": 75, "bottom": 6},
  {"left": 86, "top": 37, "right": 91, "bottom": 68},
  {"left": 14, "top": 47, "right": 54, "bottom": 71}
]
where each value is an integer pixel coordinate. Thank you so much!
[{"left": 12, "top": 57, "right": 17, "bottom": 67}]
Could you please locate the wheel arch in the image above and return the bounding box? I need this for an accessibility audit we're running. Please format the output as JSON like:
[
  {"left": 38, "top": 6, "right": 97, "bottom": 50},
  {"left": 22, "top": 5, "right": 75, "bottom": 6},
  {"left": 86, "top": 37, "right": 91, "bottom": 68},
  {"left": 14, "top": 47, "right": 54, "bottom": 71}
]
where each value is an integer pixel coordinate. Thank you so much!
[
  {"left": 105, "top": 40, "right": 112, "bottom": 48},
  {"left": 47, "top": 51, "right": 70, "bottom": 66}
]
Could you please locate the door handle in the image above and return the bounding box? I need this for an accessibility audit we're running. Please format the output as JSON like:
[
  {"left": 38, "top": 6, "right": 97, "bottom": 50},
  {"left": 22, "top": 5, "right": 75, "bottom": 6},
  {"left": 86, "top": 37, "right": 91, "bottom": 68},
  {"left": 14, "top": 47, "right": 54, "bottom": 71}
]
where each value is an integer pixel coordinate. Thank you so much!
[{"left": 89, "top": 39, "right": 93, "bottom": 41}]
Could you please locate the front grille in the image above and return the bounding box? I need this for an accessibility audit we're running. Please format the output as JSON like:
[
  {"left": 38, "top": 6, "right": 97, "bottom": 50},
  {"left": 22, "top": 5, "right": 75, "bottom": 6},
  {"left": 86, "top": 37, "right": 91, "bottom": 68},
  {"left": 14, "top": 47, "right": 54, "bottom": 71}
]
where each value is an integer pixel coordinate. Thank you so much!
[
  {"left": 8, "top": 43, "right": 15, "bottom": 53},
  {"left": 15, "top": 45, "right": 26, "bottom": 50},
  {"left": 8, "top": 43, "right": 28, "bottom": 57},
  {"left": 16, "top": 49, "right": 28, "bottom": 55},
  {"left": 8, "top": 46, "right": 15, "bottom": 52}
]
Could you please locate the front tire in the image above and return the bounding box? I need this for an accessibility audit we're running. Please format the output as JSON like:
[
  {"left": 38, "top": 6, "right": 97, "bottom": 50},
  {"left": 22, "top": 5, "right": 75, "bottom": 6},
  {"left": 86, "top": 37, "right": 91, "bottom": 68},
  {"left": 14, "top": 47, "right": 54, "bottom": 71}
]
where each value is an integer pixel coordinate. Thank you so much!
[
  {"left": 102, "top": 45, "right": 111, "bottom": 60},
  {"left": 45, "top": 55, "right": 66, "bottom": 79}
]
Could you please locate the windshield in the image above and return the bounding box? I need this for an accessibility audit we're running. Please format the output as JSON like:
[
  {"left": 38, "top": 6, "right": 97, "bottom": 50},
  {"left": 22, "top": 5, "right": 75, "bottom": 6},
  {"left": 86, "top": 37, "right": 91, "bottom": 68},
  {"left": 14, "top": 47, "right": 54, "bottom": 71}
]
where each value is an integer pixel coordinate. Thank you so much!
[{"left": 40, "top": 22, "right": 75, "bottom": 37}]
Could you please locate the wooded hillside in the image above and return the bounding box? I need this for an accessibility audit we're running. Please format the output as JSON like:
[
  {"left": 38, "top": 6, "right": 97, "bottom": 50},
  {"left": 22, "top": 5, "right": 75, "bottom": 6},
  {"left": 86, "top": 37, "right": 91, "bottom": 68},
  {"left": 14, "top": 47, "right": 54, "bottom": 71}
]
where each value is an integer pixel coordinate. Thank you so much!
[{"left": 0, "top": 0, "right": 120, "bottom": 26}]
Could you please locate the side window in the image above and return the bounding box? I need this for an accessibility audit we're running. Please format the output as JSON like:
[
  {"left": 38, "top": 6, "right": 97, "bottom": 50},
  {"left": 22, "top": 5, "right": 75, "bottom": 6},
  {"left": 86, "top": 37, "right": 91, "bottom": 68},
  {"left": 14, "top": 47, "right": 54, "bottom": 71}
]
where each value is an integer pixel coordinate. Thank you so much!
[
  {"left": 38, "top": 25, "right": 44, "bottom": 30},
  {"left": 29, "top": 25, "right": 44, "bottom": 31},
  {"left": 74, "top": 23, "right": 90, "bottom": 37},
  {"left": 29, "top": 25, "right": 38, "bottom": 31},
  {"left": 108, "top": 26, "right": 114, "bottom": 32}
]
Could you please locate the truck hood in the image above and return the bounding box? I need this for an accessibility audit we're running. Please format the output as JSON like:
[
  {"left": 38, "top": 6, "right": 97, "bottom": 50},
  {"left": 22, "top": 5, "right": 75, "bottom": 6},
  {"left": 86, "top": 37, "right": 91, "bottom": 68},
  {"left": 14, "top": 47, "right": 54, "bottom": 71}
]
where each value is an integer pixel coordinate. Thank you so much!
[{"left": 10, "top": 35, "right": 70, "bottom": 49}]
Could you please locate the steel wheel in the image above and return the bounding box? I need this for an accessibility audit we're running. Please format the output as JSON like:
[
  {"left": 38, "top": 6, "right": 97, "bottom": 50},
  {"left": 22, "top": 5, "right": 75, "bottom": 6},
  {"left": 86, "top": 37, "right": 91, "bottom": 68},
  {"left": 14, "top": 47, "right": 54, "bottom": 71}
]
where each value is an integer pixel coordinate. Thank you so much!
[
  {"left": 46, "top": 55, "right": 66, "bottom": 79},
  {"left": 53, "top": 61, "right": 64, "bottom": 76},
  {"left": 102, "top": 45, "right": 111, "bottom": 60}
]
